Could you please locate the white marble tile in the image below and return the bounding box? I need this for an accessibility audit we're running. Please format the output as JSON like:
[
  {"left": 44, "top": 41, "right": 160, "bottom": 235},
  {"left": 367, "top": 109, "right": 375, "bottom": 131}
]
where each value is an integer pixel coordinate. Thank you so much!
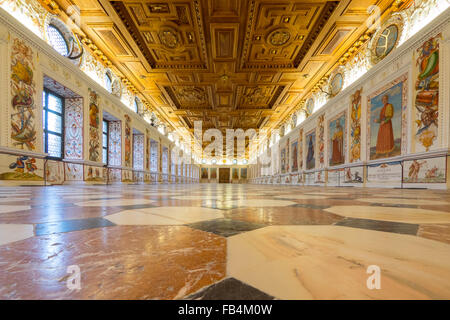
[
  {"left": 0, "top": 205, "right": 31, "bottom": 214},
  {"left": 74, "top": 199, "right": 155, "bottom": 207},
  {"left": 325, "top": 205, "right": 450, "bottom": 224},
  {"left": 0, "top": 224, "right": 34, "bottom": 246},
  {"left": 222, "top": 199, "right": 297, "bottom": 207},
  {"left": 0, "top": 197, "right": 31, "bottom": 203},
  {"left": 105, "top": 207, "right": 224, "bottom": 225},
  {"left": 227, "top": 225, "right": 450, "bottom": 299},
  {"left": 274, "top": 194, "right": 329, "bottom": 200},
  {"left": 356, "top": 198, "right": 449, "bottom": 206}
]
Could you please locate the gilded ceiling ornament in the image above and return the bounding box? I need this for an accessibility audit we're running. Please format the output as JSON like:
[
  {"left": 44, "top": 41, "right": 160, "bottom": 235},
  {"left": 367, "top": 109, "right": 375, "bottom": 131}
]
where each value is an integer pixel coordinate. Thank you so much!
[
  {"left": 176, "top": 86, "right": 207, "bottom": 105},
  {"left": 267, "top": 28, "right": 291, "bottom": 46},
  {"left": 159, "top": 27, "right": 180, "bottom": 49}
]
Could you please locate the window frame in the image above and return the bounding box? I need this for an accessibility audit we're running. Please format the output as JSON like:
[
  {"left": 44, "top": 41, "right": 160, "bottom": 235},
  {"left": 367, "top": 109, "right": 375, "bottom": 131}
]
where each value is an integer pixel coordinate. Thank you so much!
[
  {"left": 43, "top": 89, "right": 65, "bottom": 160},
  {"left": 102, "top": 119, "right": 109, "bottom": 166}
]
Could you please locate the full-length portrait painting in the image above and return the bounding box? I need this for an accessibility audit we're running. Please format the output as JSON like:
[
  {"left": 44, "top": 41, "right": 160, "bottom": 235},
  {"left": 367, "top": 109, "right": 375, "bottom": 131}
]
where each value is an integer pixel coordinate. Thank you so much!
[{"left": 368, "top": 76, "right": 407, "bottom": 160}]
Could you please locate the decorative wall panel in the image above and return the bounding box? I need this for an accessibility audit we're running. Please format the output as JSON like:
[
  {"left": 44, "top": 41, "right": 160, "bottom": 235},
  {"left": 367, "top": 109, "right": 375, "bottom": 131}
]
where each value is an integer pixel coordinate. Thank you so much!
[
  {"left": 46, "top": 160, "right": 64, "bottom": 185},
  {"left": 64, "top": 98, "right": 83, "bottom": 160},
  {"left": 133, "top": 134, "right": 144, "bottom": 170},
  {"left": 349, "top": 89, "right": 362, "bottom": 163},
  {"left": 88, "top": 89, "right": 100, "bottom": 162},
  {"left": 0, "top": 154, "right": 43, "bottom": 181},
  {"left": 108, "top": 121, "right": 121, "bottom": 166},
  {"left": 150, "top": 139, "right": 158, "bottom": 172},
  {"left": 403, "top": 157, "right": 446, "bottom": 183},
  {"left": 124, "top": 115, "right": 132, "bottom": 167},
  {"left": 413, "top": 34, "right": 441, "bottom": 152},
  {"left": 65, "top": 163, "right": 83, "bottom": 181},
  {"left": 317, "top": 114, "right": 325, "bottom": 168},
  {"left": 10, "top": 37, "right": 37, "bottom": 150},
  {"left": 366, "top": 162, "right": 402, "bottom": 183}
]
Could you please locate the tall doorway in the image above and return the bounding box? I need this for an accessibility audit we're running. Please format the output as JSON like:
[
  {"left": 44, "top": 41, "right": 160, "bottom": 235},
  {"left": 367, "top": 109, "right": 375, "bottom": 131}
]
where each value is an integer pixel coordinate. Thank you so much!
[{"left": 219, "top": 168, "right": 230, "bottom": 183}]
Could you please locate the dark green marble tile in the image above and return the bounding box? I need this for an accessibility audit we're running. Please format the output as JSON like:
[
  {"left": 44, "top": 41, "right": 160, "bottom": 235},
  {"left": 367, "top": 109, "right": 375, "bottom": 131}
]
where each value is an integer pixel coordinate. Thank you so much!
[
  {"left": 185, "top": 278, "right": 274, "bottom": 300},
  {"left": 335, "top": 217, "right": 419, "bottom": 235},
  {"left": 186, "top": 218, "right": 266, "bottom": 237}
]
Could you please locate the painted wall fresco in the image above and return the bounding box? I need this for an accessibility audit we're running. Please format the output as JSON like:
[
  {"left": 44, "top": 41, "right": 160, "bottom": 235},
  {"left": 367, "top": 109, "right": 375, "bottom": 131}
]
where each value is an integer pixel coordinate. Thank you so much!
[
  {"left": 317, "top": 115, "right": 325, "bottom": 168},
  {"left": 150, "top": 139, "right": 158, "bottom": 172},
  {"left": 344, "top": 166, "right": 364, "bottom": 184},
  {"left": 328, "top": 169, "right": 345, "bottom": 186},
  {"left": 232, "top": 168, "right": 239, "bottom": 180},
  {"left": 413, "top": 34, "right": 440, "bottom": 152},
  {"left": 65, "top": 163, "right": 83, "bottom": 181},
  {"left": 11, "top": 37, "right": 37, "bottom": 150},
  {"left": 210, "top": 168, "right": 217, "bottom": 180},
  {"left": 88, "top": 89, "right": 100, "bottom": 162},
  {"left": 108, "top": 168, "right": 121, "bottom": 183},
  {"left": 368, "top": 75, "right": 407, "bottom": 160},
  {"left": 133, "top": 134, "right": 144, "bottom": 170},
  {"left": 280, "top": 147, "right": 286, "bottom": 174},
  {"left": 122, "top": 169, "right": 133, "bottom": 183},
  {"left": 367, "top": 162, "right": 402, "bottom": 183},
  {"left": 108, "top": 121, "right": 121, "bottom": 166},
  {"left": 146, "top": 132, "right": 150, "bottom": 171},
  {"left": 298, "top": 129, "right": 303, "bottom": 171},
  {"left": 64, "top": 98, "right": 83, "bottom": 160},
  {"left": 306, "top": 130, "right": 316, "bottom": 170},
  {"left": 124, "top": 115, "right": 132, "bottom": 167},
  {"left": 315, "top": 171, "right": 325, "bottom": 184},
  {"left": 329, "top": 112, "right": 346, "bottom": 166},
  {"left": 46, "top": 160, "right": 64, "bottom": 184},
  {"left": 201, "top": 168, "right": 208, "bottom": 179},
  {"left": 162, "top": 146, "right": 168, "bottom": 174},
  {"left": 291, "top": 140, "right": 298, "bottom": 172},
  {"left": 84, "top": 165, "right": 104, "bottom": 182},
  {"left": 403, "top": 157, "right": 446, "bottom": 183},
  {"left": 349, "top": 89, "right": 362, "bottom": 163},
  {"left": 0, "top": 154, "right": 43, "bottom": 181}
]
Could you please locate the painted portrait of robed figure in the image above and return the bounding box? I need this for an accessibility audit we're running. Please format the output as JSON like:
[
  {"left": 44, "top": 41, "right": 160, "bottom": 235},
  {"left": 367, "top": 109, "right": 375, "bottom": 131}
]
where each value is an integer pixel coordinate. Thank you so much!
[
  {"left": 329, "top": 113, "right": 345, "bottom": 166},
  {"left": 306, "top": 131, "right": 315, "bottom": 170},
  {"left": 369, "top": 81, "right": 404, "bottom": 160}
]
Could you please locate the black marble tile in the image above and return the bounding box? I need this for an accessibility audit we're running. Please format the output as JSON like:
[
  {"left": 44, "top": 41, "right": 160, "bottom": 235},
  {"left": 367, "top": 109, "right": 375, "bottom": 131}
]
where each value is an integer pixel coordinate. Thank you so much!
[
  {"left": 335, "top": 217, "right": 419, "bottom": 235},
  {"left": 369, "top": 203, "right": 418, "bottom": 209},
  {"left": 35, "top": 217, "right": 116, "bottom": 236},
  {"left": 186, "top": 218, "right": 266, "bottom": 237},
  {"left": 185, "top": 278, "right": 274, "bottom": 300}
]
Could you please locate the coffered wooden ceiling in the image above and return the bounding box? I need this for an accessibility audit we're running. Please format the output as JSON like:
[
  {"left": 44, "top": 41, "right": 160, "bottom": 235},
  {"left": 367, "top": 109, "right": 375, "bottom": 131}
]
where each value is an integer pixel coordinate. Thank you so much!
[{"left": 56, "top": 0, "right": 396, "bottom": 139}]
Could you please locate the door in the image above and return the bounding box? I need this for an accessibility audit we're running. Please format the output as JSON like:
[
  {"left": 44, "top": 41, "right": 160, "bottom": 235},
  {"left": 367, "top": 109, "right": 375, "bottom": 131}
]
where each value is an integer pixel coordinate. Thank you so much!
[{"left": 219, "top": 168, "right": 230, "bottom": 183}]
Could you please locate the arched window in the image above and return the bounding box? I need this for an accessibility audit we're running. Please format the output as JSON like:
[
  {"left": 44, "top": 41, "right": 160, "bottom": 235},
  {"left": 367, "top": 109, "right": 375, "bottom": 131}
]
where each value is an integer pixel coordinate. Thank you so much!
[
  {"left": 47, "top": 24, "right": 69, "bottom": 56},
  {"left": 133, "top": 98, "right": 139, "bottom": 113},
  {"left": 105, "top": 72, "right": 112, "bottom": 93}
]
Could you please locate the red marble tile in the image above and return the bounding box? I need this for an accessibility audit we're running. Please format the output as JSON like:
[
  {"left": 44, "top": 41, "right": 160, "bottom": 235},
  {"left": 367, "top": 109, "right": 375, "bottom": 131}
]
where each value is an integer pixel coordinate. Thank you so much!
[{"left": 0, "top": 226, "right": 226, "bottom": 299}]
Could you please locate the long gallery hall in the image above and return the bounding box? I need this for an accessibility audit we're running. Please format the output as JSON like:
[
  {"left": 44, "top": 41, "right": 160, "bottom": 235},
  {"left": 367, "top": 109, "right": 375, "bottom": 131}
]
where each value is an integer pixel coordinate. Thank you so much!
[{"left": 0, "top": 0, "right": 450, "bottom": 302}]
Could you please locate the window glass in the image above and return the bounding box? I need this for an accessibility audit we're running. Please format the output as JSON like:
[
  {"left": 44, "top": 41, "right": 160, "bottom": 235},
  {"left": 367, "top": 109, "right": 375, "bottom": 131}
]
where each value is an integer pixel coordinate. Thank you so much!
[
  {"left": 43, "top": 90, "right": 63, "bottom": 159},
  {"left": 47, "top": 25, "right": 68, "bottom": 56},
  {"left": 48, "top": 94, "right": 62, "bottom": 113},
  {"left": 47, "top": 133, "right": 62, "bottom": 158},
  {"left": 47, "top": 112, "right": 62, "bottom": 134},
  {"left": 105, "top": 74, "right": 112, "bottom": 93}
]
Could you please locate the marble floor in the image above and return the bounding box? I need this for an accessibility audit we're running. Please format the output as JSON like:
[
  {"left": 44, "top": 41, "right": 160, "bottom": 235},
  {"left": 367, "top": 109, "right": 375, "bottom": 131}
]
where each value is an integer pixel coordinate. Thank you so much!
[{"left": 0, "top": 184, "right": 449, "bottom": 300}]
